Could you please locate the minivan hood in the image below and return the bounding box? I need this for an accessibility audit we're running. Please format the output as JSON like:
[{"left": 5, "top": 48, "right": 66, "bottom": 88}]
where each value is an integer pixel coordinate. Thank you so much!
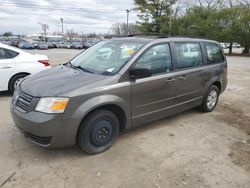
[{"left": 21, "top": 65, "right": 110, "bottom": 97}]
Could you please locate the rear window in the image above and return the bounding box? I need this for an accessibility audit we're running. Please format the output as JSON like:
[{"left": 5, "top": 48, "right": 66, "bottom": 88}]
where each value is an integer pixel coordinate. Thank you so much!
[{"left": 205, "top": 43, "right": 224, "bottom": 64}]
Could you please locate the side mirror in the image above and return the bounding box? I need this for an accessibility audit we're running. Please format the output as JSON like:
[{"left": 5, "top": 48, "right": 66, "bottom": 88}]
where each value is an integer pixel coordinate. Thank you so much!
[{"left": 129, "top": 67, "right": 151, "bottom": 79}]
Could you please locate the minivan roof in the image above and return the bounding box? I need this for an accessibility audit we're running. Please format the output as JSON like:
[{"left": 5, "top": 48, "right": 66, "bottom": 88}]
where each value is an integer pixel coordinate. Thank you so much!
[{"left": 111, "top": 36, "right": 218, "bottom": 44}]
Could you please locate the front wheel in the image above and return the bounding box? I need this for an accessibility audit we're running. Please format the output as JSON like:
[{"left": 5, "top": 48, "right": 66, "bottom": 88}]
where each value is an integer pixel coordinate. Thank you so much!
[
  {"left": 9, "top": 74, "right": 28, "bottom": 94},
  {"left": 78, "top": 110, "right": 119, "bottom": 154},
  {"left": 200, "top": 85, "right": 219, "bottom": 112}
]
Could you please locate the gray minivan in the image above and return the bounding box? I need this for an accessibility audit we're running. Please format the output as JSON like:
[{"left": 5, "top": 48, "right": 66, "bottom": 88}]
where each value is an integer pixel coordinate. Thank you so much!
[{"left": 10, "top": 37, "right": 227, "bottom": 154}]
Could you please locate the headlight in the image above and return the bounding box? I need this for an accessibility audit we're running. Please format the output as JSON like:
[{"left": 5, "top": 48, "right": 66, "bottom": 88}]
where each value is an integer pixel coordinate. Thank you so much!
[
  {"left": 35, "top": 98, "right": 69, "bottom": 114},
  {"left": 12, "top": 88, "right": 20, "bottom": 104}
]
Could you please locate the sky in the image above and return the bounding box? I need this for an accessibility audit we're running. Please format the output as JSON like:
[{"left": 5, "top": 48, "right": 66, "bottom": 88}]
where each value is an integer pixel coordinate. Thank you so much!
[{"left": 0, "top": 0, "right": 138, "bottom": 35}]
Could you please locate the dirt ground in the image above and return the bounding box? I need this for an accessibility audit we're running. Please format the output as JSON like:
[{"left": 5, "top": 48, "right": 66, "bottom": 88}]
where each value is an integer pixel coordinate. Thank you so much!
[{"left": 0, "top": 49, "right": 249, "bottom": 188}]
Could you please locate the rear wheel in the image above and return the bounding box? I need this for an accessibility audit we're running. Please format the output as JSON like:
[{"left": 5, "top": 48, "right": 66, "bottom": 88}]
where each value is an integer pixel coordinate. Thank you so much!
[
  {"left": 78, "top": 110, "right": 119, "bottom": 154},
  {"left": 9, "top": 74, "right": 28, "bottom": 94},
  {"left": 200, "top": 85, "right": 219, "bottom": 112}
]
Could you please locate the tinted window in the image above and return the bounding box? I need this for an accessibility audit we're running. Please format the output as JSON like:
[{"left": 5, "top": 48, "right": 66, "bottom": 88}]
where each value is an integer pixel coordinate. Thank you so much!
[
  {"left": 205, "top": 43, "right": 224, "bottom": 64},
  {"left": 175, "top": 43, "right": 203, "bottom": 69},
  {"left": 134, "top": 44, "right": 172, "bottom": 75},
  {"left": 5, "top": 49, "right": 19, "bottom": 58},
  {"left": 0, "top": 48, "right": 8, "bottom": 59},
  {"left": 0, "top": 48, "right": 18, "bottom": 59}
]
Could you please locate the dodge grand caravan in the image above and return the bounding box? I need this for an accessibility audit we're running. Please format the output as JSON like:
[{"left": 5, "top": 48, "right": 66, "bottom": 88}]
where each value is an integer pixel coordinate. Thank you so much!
[{"left": 10, "top": 37, "right": 227, "bottom": 154}]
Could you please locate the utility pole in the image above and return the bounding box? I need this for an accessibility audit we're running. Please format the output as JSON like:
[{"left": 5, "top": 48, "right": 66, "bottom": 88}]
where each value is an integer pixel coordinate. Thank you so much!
[
  {"left": 60, "top": 17, "right": 64, "bottom": 36},
  {"left": 126, "top": 9, "right": 130, "bottom": 35},
  {"left": 169, "top": 15, "right": 172, "bottom": 37},
  {"left": 169, "top": 4, "right": 172, "bottom": 37}
]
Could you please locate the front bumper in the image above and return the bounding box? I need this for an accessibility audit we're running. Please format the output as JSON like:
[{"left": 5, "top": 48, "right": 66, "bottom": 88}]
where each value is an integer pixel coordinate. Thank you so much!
[{"left": 10, "top": 103, "right": 80, "bottom": 149}]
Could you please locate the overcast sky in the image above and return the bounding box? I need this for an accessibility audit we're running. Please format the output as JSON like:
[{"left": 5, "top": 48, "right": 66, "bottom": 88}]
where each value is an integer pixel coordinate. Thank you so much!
[{"left": 0, "top": 0, "right": 138, "bottom": 35}]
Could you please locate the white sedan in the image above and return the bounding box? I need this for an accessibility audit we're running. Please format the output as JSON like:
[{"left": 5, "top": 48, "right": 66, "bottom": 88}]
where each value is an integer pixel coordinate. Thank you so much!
[{"left": 0, "top": 43, "right": 51, "bottom": 93}]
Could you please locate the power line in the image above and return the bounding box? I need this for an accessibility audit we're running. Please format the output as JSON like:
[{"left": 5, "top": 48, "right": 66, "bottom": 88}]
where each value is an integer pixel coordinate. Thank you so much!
[{"left": 0, "top": 2, "right": 136, "bottom": 13}]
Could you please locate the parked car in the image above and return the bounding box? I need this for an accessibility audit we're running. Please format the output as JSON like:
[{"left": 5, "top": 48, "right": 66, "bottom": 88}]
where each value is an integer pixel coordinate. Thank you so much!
[
  {"left": 62, "top": 42, "right": 73, "bottom": 49},
  {"left": 37, "top": 42, "right": 48, "bottom": 50},
  {"left": 85, "top": 41, "right": 96, "bottom": 48},
  {"left": 11, "top": 40, "right": 21, "bottom": 47},
  {"left": 0, "top": 42, "right": 50, "bottom": 93},
  {"left": 1, "top": 41, "right": 12, "bottom": 45},
  {"left": 10, "top": 37, "right": 227, "bottom": 154},
  {"left": 232, "top": 43, "right": 241, "bottom": 48},
  {"left": 47, "top": 42, "right": 57, "bottom": 48},
  {"left": 18, "top": 42, "right": 34, "bottom": 49},
  {"left": 220, "top": 43, "right": 229, "bottom": 49},
  {"left": 72, "top": 42, "right": 85, "bottom": 49},
  {"left": 55, "top": 42, "right": 65, "bottom": 48}
]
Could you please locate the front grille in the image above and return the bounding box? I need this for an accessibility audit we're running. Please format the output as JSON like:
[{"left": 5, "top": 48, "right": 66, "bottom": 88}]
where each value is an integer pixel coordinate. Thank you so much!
[
  {"left": 24, "top": 131, "right": 52, "bottom": 145},
  {"left": 16, "top": 91, "right": 33, "bottom": 112}
]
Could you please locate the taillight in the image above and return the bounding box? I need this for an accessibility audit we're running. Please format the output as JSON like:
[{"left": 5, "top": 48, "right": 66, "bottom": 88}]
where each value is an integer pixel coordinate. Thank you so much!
[{"left": 38, "top": 60, "right": 50, "bottom": 67}]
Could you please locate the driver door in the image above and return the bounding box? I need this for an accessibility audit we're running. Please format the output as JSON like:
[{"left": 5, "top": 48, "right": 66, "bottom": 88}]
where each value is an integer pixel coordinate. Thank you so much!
[{"left": 131, "top": 43, "right": 177, "bottom": 127}]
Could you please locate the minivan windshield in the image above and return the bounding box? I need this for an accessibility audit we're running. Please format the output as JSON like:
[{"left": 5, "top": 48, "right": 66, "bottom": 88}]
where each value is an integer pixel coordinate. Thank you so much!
[{"left": 70, "top": 40, "right": 145, "bottom": 75}]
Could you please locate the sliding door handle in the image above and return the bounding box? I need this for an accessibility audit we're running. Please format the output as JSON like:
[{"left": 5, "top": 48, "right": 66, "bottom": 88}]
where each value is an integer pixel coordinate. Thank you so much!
[
  {"left": 179, "top": 75, "right": 186, "bottom": 80},
  {"left": 166, "top": 78, "right": 175, "bottom": 83}
]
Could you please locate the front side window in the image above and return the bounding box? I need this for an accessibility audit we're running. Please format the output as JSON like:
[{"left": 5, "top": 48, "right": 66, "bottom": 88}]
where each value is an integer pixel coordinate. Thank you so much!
[
  {"left": 71, "top": 40, "right": 145, "bottom": 75},
  {"left": 174, "top": 43, "right": 203, "bottom": 69},
  {"left": 134, "top": 44, "right": 172, "bottom": 75},
  {"left": 205, "top": 43, "right": 224, "bottom": 64}
]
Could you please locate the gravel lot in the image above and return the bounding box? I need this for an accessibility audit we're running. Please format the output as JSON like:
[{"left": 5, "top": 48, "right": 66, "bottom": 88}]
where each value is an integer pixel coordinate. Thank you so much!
[{"left": 0, "top": 49, "right": 249, "bottom": 188}]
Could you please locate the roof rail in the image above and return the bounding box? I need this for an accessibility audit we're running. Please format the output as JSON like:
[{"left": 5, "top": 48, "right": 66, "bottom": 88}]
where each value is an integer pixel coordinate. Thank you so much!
[
  {"left": 168, "top": 35, "right": 209, "bottom": 39},
  {"left": 115, "top": 33, "right": 209, "bottom": 40},
  {"left": 127, "top": 33, "right": 169, "bottom": 38}
]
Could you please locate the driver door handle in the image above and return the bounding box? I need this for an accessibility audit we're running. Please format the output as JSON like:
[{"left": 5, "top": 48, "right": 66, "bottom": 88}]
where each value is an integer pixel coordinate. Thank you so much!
[
  {"left": 1, "top": 65, "right": 12, "bottom": 69},
  {"left": 179, "top": 75, "right": 186, "bottom": 80}
]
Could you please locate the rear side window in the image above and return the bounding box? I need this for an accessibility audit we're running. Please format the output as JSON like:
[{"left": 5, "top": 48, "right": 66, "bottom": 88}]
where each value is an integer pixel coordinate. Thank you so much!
[
  {"left": 5, "top": 49, "right": 19, "bottom": 58},
  {"left": 205, "top": 43, "right": 224, "bottom": 64},
  {"left": 0, "top": 48, "right": 19, "bottom": 59},
  {"left": 0, "top": 48, "right": 8, "bottom": 59},
  {"left": 174, "top": 43, "right": 203, "bottom": 69}
]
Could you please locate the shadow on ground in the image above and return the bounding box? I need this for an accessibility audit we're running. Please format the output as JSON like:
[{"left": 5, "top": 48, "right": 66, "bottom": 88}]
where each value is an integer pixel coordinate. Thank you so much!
[{"left": 0, "top": 91, "right": 12, "bottom": 97}]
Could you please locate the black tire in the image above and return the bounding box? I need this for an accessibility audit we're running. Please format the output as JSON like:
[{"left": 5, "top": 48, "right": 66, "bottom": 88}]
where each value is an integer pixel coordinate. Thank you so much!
[
  {"left": 200, "top": 85, "right": 219, "bottom": 112},
  {"left": 78, "top": 110, "right": 119, "bottom": 154},
  {"left": 9, "top": 74, "right": 28, "bottom": 94}
]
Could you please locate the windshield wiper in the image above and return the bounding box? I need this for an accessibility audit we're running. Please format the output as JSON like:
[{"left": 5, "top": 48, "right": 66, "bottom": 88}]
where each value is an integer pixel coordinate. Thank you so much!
[
  {"left": 65, "top": 61, "right": 95, "bottom": 74},
  {"left": 74, "top": 66, "right": 94, "bottom": 73},
  {"left": 63, "top": 61, "right": 73, "bottom": 68}
]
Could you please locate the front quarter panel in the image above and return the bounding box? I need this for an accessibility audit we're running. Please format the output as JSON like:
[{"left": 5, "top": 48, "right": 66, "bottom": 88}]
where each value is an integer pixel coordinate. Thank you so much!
[{"left": 63, "top": 81, "right": 132, "bottom": 131}]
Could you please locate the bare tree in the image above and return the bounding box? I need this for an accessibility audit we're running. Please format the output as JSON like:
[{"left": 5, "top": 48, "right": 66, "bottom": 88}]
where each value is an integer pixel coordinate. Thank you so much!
[
  {"left": 65, "top": 28, "right": 78, "bottom": 41},
  {"left": 38, "top": 23, "right": 49, "bottom": 41},
  {"left": 197, "top": 0, "right": 224, "bottom": 8},
  {"left": 222, "top": 0, "right": 250, "bottom": 8},
  {"left": 111, "top": 22, "right": 138, "bottom": 36},
  {"left": 236, "top": 0, "right": 250, "bottom": 7}
]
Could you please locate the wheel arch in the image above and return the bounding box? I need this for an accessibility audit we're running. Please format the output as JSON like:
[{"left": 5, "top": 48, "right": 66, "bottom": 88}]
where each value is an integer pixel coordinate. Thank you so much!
[
  {"left": 8, "top": 72, "right": 30, "bottom": 90},
  {"left": 212, "top": 81, "right": 221, "bottom": 94},
  {"left": 69, "top": 94, "right": 131, "bottom": 144},
  {"left": 79, "top": 104, "right": 127, "bottom": 132},
  {"left": 205, "top": 76, "right": 222, "bottom": 94}
]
